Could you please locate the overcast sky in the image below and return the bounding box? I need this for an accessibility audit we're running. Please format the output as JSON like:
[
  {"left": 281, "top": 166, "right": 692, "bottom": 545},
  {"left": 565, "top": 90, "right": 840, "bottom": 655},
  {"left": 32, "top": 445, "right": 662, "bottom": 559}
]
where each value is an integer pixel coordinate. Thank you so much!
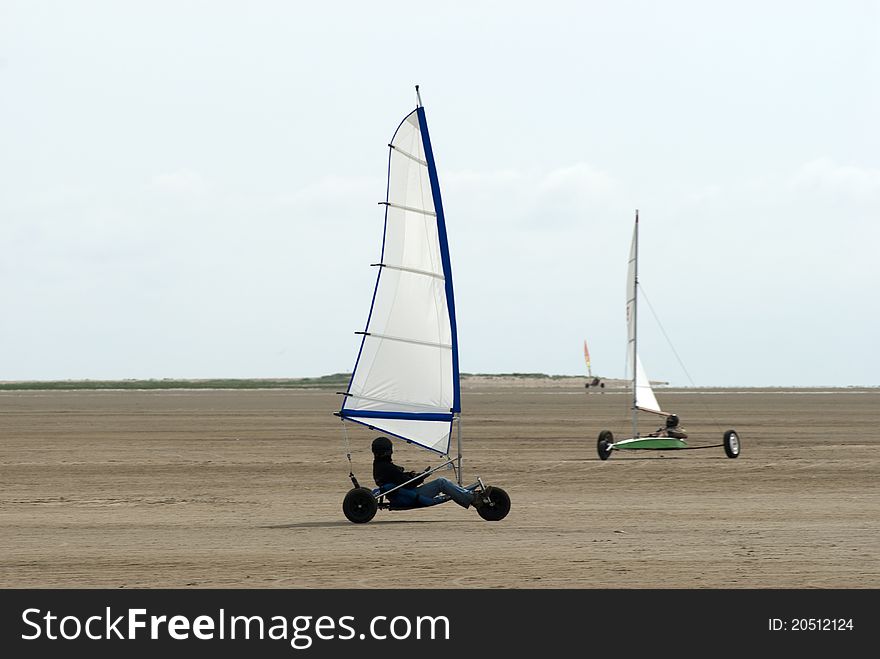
[{"left": 1, "top": 1, "right": 878, "bottom": 386}]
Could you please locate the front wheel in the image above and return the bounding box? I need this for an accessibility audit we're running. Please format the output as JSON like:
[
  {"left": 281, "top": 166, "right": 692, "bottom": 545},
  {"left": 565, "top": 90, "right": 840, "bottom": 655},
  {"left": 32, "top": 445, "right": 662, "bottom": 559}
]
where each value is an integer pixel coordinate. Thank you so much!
[
  {"left": 343, "top": 487, "right": 378, "bottom": 523},
  {"left": 723, "top": 430, "right": 741, "bottom": 459},
  {"left": 475, "top": 486, "right": 510, "bottom": 521},
  {"left": 597, "top": 430, "right": 614, "bottom": 461}
]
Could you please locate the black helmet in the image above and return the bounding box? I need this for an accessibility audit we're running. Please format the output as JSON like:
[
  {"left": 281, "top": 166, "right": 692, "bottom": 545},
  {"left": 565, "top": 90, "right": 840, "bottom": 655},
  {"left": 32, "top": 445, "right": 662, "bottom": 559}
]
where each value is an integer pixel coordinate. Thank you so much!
[
  {"left": 666, "top": 414, "right": 680, "bottom": 427},
  {"left": 371, "top": 436, "right": 393, "bottom": 457}
]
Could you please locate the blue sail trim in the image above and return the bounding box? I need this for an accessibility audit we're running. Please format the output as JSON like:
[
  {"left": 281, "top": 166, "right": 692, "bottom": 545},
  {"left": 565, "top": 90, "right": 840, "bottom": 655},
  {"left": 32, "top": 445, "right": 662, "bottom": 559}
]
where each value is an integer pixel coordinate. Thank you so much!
[
  {"left": 339, "top": 109, "right": 420, "bottom": 415},
  {"left": 341, "top": 410, "right": 454, "bottom": 422},
  {"left": 417, "top": 106, "right": 461, "bottom": 414},
  {"left": 341, "top": 416, "right": 452, "bottom": 456}
]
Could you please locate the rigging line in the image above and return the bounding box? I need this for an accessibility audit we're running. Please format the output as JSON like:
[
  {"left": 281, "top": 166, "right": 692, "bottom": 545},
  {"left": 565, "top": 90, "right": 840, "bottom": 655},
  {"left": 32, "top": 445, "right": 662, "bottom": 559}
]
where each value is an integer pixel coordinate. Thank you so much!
[
  {"left": 639, "top": 284, "right": 725, "bottom": 433},
  {"left": 341, "top": 418, "right": 354, "bottom": 469},
  {"left": 378, "top": 201, "right": 436, "bottom": 216},
  {"left": 339, "top": 419, "right": 363, "bottom": 488},
  {"left": 622, "top": 345, "right": 630, "bottom": 431},
  {"left": 638, "top": 284, "right": 698, "bottom": 386},
  {"left": 613, "top": 347, "right": 631, "bottom": 434}
]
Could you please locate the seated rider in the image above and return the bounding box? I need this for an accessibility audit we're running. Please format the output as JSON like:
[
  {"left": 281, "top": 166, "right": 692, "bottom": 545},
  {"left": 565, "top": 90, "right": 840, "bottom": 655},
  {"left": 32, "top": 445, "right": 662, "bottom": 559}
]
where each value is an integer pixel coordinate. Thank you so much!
[
  {"left": 371, "top": 436, "right": 476, "bottom": 508},
  {"left": 648, "top": 414, "right": 688, "bottom": 439}
]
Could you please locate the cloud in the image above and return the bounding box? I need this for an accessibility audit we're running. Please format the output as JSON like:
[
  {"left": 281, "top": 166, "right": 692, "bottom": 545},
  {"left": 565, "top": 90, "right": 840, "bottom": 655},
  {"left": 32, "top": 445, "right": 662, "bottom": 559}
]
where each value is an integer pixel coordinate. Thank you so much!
[
  {"left": 2, "top": 154, "right": 875, "bottom": 384},
  {"left": 684, "top": 184, "right": 722, "bottom": 206},
  {"left": 788, "top": 158, "right": 880, "bottom": 203},
  {"left": 444, "top": 162, "right": 624, "bottom": 229},
  {"left": 536, "top": 162, "right": 621, "bottom": 203},
  {"left": 148, "top": 169, "right": 211, "bottom": 196},
  {"left": 266, "top": 174, "right": 381, "bottom": 228}
]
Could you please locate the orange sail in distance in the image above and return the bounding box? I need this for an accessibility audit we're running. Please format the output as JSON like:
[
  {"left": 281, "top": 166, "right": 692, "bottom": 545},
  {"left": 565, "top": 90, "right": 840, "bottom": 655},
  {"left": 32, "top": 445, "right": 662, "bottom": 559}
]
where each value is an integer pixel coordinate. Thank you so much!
[{"left": 583, "top": 339, "right": 592, "bottom": 377}]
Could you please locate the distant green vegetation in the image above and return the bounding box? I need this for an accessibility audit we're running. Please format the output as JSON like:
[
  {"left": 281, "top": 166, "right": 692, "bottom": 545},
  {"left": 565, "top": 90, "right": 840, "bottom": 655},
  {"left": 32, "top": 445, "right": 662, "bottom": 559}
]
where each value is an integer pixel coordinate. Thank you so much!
[
  {"left": 0, "top": 372, "right": 597, "bottom": 391},
  {"left": 461, "top": 372, "right": 579, "bottom": 380},
  {"left": 0, "top": 373, "right": 352, "bottom": 391}
]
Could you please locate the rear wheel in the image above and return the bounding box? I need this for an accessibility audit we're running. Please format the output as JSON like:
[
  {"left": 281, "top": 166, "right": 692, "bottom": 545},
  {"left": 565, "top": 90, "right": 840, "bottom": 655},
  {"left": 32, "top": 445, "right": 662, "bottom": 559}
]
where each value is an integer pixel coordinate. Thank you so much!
[
  {"left": 343, "top": 487, "right": 378, "bottom": 523},
  {"left": 475, "top": 486, "right": 510, "bottom": 521},
  {"left": 723, "top": 430, "right": 741, "bottom": 459},
  {"left": 597, "top": 430, "right": 614, "bottom": 460}
]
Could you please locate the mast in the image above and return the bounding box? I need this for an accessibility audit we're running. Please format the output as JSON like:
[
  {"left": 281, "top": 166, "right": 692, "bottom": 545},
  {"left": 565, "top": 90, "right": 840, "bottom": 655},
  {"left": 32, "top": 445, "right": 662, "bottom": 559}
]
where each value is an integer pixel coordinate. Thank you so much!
[
  {"left": 417, "top": 88, "right": 463, "bottom": 476},
  {"left": 418, "top": 86, "right": 461, "bottom": 477},
  {"left": 456, "top": 415, "right": 463, "bottom": 485},
  {"left": 632, "top": 210, "right": 639, "bottom": 438},
  {"left": 417, "top": 101, "right": 459, "bottom": 416},
  {"left": 418, "top": 88, "right": 461, "bottom": 424}
]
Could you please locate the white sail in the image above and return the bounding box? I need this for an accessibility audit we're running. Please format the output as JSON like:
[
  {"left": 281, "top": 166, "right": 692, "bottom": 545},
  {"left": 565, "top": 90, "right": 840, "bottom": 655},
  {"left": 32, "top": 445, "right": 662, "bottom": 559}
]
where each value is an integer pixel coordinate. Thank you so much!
[
  {"left": 635, "top": 354, "right": 663, "bottom": 414},
  {"left": 626, "top": 215, "right": 665, "bottom": 417},
  {"left": 340, "top": 106, "right": 459, "bottom": 455},
  {"left": 626, "top": 221, "right": 637, "bottom": 375}
]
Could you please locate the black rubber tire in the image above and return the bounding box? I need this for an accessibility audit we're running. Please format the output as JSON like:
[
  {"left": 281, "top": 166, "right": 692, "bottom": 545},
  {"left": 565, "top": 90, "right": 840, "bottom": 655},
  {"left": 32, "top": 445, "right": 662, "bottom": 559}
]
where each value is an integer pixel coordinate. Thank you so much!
[
  {"left": 342, "top": 487, "right": 378, "bottom": 523},
  {"left": 597, "top": 430, "right": 614, "bottom": 461},
  {"left": 723, "top": 430, "right": 741, "bottom": 459},
  {"left": 475, "top": 486, "right": 511, "bottom": 521}
]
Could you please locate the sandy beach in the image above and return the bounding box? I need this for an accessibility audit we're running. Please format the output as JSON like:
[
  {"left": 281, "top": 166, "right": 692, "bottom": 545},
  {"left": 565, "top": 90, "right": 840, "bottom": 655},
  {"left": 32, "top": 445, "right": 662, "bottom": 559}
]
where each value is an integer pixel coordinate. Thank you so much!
[{"left": 1, "top": 380, "right": 878, "bottom": 588}]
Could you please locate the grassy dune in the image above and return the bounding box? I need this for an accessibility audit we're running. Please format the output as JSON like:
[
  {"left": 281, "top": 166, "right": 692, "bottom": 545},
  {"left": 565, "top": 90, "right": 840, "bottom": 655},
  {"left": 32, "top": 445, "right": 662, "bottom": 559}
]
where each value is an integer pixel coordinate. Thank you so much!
[
  {"left": 0, "top": 374, "right": 352, "bottom": 391},
  {"left": 0, "top": 372, "right": 623, "bottom": 391}
]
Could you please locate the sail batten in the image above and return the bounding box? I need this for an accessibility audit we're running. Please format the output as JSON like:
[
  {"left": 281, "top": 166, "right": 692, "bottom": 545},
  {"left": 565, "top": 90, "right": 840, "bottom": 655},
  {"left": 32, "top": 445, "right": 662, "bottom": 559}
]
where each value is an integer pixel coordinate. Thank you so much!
[
  {"left": 388, "top": 144, "right": 428, "bottom": 167},
  {"left": 341, "top": 391, "right": 453, "bottom": 412},
  {"left": 359, "top": 332, "right": 453, "bottom": 350},
  {"left": 380, "top": 201, "right": 437, "bottom": 216},
  {"left": 341, "top": 106, "right": 459, "bottom": 455},
  {"left": 373, "top": 263, "right": 445, "bottom": 280}
]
